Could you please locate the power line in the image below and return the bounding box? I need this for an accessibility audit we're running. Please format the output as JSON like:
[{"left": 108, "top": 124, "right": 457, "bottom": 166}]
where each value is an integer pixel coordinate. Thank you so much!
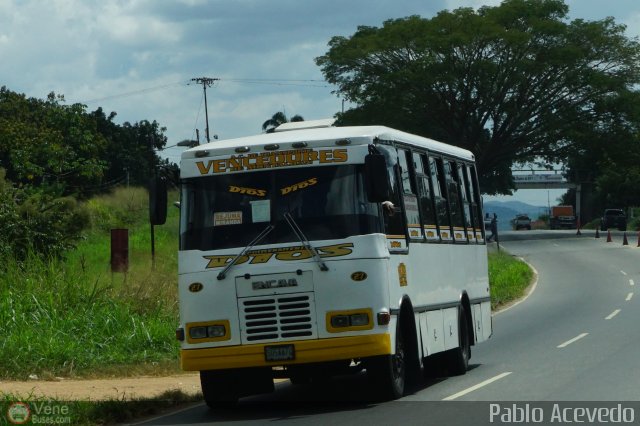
[
  {"left": 77, "top": 77, "right": 331, "bottom": 104},
  {"left": 78, "top": 81, "right": 189, "bottom": 104}
]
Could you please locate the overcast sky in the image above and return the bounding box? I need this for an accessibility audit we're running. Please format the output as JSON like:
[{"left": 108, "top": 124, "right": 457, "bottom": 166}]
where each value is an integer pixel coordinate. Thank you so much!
[{"left": 3, "top": 0, "right": 639, "bottom": 206}]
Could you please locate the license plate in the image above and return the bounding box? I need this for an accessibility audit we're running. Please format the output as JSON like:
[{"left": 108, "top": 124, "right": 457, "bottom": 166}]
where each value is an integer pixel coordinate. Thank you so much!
[{"left": 264, "top": 344, "right": 295, "bottom": 361}]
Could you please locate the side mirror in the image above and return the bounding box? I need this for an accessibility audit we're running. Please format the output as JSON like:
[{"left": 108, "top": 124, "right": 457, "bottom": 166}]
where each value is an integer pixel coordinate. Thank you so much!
[
  {"left": 364, "top": 153, "right": 390, "bottom": 203},
  {"left": 149, "top": 176, "right": 167, "bottom": 225}
]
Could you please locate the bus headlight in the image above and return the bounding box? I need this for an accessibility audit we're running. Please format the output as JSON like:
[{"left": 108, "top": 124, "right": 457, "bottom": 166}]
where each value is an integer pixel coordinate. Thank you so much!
[
  {"left": 207, "top": 325, "right": 226, "bottom": 338},
  {"left": 327, "top": 309, "right": 373, "bottom": 332},
  {"left": 189, "top": 326, "right": 208, "bottom": 339},
  {"left": 349, "top": 313, "right": 370, "bottom": 327},
  {"left": 186, "top": 320, "right": 230, "bottom": 343},
  {"left": 330, "top": 315, "right": 350, "bottom": 328}
]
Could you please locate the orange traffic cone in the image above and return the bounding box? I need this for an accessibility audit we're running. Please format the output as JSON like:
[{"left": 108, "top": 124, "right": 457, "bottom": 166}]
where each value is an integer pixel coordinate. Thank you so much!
[
  {"left": 607, "top": 230, "right": 612, "bottom": 242},
  {"left": 623, "top": 232, "right": 629, "bottom": 246},
  {"left": 595, "top": 228, "right": 600, "bottom": 238}
]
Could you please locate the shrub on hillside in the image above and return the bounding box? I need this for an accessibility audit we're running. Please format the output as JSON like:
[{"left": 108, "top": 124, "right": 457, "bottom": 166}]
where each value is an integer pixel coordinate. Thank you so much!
[
  {"left": 84, "top": 186, "right": 150, "bottom": 231},
  {"left": 0, "top": 169, "right": 90, "bottom": 261}
]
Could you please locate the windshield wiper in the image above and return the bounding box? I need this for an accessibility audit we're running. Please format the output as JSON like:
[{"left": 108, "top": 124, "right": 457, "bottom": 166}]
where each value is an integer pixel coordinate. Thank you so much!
[
  {"left": 283, "top": 212, "right": 329, "bottom": 272},
  {"left": 217, "top": 224, "right": 275, "bottom": 280}
]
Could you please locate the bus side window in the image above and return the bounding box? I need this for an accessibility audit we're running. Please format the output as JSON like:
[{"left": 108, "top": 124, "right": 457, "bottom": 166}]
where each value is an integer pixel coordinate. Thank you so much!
[
  {"left": 415, "top": 152, "right": 439, "bottom": 241},
  {"left": 430, "top": 157, "right": 452, "bottom": 241},
  {"left": 458, "top": 163, "right": 476, "bottom": 242},
  {"left": 377, "top": 145, "right": 405, "bottom": 239},
  {"left": 444, "top": 160, "right": 467, "bottom": 242},
  {"left": 398, "top": 149, "right": 423, "bottom": 241},
  {"left": 467, "top": 164, "right": 485, "bottom": 240}
]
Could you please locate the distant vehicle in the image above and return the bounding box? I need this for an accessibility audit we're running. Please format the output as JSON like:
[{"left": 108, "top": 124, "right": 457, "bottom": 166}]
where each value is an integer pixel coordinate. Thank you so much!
[
  {"left": 549, "top": 205, "right": 576, "bottom": 229},
  {"left": 513, "top": 214, "right": 532, "bottom": 230},
  {"left": 601, "top": 209, "right": 626, "bottom": 231}
]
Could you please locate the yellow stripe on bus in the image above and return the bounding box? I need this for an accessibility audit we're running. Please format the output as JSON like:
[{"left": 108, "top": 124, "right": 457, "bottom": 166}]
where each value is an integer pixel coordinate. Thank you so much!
[{"left": 180, "top": 334, "right": 391, "bottom": 371}]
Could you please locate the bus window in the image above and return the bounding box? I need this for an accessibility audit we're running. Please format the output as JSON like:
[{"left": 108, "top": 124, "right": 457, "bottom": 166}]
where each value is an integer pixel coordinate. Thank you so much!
[
  {"left": 398, "top": 149, "right": 423, "bottom": 241},
  {"left": 377, "top": 145, "right": 406, "bottom": 247},
  {"left": 429, "top": 157, "right": 452, "bottom": 241},
  {"left": 415, "top": 153, "right": 438, "bottom": 241},
  {"left": 458, "top": 163, "right": 476, "bottom": 242},
  {"left": 467, "top": 164, "right": 485, "bottom": 241},
  {"left": 444, "top": 160, "right": 467, "bottom": 243}
]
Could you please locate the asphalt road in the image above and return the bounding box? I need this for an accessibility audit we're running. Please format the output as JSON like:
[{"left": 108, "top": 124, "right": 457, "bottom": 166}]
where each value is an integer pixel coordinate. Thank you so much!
[{"left": 138, "top": 230, "right": 640, "bottom": 425}]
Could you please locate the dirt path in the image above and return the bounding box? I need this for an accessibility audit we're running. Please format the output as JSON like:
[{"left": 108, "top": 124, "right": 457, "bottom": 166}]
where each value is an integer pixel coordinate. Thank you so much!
[{"left": 0, "top": 374, "right": 202, "bottom": 401}]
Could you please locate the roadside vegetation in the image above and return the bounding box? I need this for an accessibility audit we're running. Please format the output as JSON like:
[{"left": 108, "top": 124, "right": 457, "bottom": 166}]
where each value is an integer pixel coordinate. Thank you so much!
[
  {"left": 0, "top": 187, "right": 181, "bottom": 380},
  {"left": 488, "top": 250, "right": 534, "bottom": 310}
]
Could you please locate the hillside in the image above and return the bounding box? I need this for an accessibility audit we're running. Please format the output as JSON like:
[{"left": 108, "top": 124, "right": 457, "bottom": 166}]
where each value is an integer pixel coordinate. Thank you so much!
[{"left": 484, "top": 200, "right": 546, "bottom": 231}]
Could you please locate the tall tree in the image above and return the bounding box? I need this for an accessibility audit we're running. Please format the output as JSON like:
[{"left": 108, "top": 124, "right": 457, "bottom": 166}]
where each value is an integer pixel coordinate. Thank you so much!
[
  {"left": 0, "top": 88, "right": 108, "bottom": 195},
  {"left": 261, "top": 111, "right": 304, "bottom": 133},
  {"left": 316, "top": 0, "right": 640, "bottom": 194}
]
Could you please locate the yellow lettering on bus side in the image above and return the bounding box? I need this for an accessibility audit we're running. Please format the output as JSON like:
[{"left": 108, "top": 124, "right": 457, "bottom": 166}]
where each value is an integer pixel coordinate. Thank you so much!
[
  {"left": 275, "top": 249, "right": 313, "bottom": 261},
  {"left": 249, "top": 253, "right": 274, "bottom": 264},
  {"left": 228, "top": 156, "right": 243, "bottom": 172},
  {"left": 332, "top": 149, "right": 348, "bottom": 163},
  {"left": 204, "top": 255, "right": 249, "bottom": 269},
  {"left": 196, "top": 161, "right": 214, "bottom": 175},
  {"left": 318, "top": 243, "right": 354, "bottom": 257},
  {"left": 213, "top": 159, "right": 226, "bottom": 173}
]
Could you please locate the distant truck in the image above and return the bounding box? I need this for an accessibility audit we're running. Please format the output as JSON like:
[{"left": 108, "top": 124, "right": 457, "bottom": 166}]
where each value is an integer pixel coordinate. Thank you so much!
[{"left": 549, "top": 205, "right": 577, "bottom": 229}]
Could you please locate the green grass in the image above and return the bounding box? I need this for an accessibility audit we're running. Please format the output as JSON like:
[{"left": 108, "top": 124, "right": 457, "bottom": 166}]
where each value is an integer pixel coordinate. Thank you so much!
[
  {"left": 488, "top": 250, "right": 534, "bottom": 310},
  {"left": 0, "top": 187, "right": 181, "bottom": 380}
]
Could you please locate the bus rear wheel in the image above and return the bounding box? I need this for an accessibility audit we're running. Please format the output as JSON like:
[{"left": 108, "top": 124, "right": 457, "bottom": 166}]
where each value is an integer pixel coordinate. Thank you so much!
[
  {"left": 446, "top": 305, "right": 471, "bottom": 375},
  {"left": 366, "top": 323, "right": 406, "bottom": 400}
]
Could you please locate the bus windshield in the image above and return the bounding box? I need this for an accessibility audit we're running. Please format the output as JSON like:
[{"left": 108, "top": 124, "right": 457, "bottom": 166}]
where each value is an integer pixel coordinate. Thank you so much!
[{"left": 180, "top": 164, "right": 382, "bottom": 251}]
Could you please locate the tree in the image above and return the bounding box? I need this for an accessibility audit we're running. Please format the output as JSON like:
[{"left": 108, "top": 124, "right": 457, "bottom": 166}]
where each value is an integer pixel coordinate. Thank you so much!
[
  {"left": 261, "top": 112, "right": 304, "bottom": 133},
  {"left": 315, "top": 0, "right": 640, "bottom": 194},
  {"left": 0, "top": 88, "right": 108, "bottom": 195}
]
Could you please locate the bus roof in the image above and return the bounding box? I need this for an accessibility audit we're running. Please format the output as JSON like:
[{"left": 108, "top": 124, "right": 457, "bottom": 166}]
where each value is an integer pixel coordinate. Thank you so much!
[{"left": 182, "top": 125, "right": 474, "bottom": 161}]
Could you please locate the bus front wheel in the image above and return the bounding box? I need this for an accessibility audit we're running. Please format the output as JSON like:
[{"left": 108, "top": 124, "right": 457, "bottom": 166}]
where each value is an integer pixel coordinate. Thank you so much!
[
  {"left": 366, "top": 323, "right": 406, "bottom": 400},
  {"left": 200, "top": 370, "right": 239, "bottom": 409}
]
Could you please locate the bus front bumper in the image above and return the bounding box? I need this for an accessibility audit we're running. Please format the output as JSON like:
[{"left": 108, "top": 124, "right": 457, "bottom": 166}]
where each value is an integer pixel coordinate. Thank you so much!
[{"left": 181, "top": 333, "right": 391, "bottom": 371}]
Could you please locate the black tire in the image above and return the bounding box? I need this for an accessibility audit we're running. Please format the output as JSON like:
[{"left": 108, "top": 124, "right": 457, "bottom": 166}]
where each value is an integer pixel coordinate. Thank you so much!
[
  {"left": 446, "top": 306, "right": 471, "bottom": 376},
  {"left": 200, "top": 370, "right": 239, "bottom": 409},
  {"left": 367, "top": 323, "right": 406, "bottom": 400}
]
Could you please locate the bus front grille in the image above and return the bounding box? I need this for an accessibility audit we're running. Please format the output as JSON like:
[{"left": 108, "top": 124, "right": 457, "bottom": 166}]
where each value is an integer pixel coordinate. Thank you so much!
[{"left": 239, "top": 293, "right": 317, "bottom": 342}]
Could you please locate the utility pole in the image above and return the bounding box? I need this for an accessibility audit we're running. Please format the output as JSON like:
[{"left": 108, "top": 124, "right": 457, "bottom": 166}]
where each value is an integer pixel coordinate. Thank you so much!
[{"left": 191, "top": 77, "right": 219, "bottom": 143}]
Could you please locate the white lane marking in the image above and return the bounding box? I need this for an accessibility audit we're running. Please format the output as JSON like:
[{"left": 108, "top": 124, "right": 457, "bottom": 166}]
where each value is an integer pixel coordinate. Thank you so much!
[
  {"left": 626, "top": 292, "right": 633, "bottom": 301},
  {"left": 621, "top": 270, "right": 628, "bottom": 276},
  {"left": 442, "top": 372, "right": 512, "bottom": 401},
  {"left": 553, "top": 243, "right": 559, "bottom": 247},
  {"left": 630, "top": 279, "right": 635, "bottom": 286},
  {"left": 557, "top": 332, "right": 589, "bottom": 348},
  {"left": 605, "top": 309, "right": 621, "bottom": 320}
]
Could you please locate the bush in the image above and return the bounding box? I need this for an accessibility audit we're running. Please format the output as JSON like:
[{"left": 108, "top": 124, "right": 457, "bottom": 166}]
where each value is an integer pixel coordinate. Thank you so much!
[
  {"left": 0, "top": 169, "right": 90, "bottom": 260},
  {"left": 85, "top": 187, "right": 150, "bottom": 231}
]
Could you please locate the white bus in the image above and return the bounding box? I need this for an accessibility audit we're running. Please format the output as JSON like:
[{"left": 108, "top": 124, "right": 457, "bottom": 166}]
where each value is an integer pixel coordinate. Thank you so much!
[{"left": 163, "top": 121, "right": 492, "bottom": 406}]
